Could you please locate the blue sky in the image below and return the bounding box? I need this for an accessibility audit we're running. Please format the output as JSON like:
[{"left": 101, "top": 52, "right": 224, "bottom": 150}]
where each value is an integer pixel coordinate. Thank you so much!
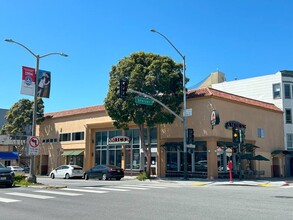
[{"left": 1, "top": 0, "right": 292, "bottom": 113}]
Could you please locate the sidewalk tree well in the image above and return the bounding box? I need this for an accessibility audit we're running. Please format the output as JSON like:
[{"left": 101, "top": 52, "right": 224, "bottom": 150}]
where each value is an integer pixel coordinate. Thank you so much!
[
  {"left": 105, "top": 52, "right": 186, "bottom": 176},
  {"left": 0, "top": 98, "right": 45, "bottom": 159}
]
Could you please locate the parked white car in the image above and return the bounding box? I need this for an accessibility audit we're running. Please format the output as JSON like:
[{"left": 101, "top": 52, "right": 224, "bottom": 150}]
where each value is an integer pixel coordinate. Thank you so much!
[
  {"left": 49, "top": 165, "right": 83, "bottom": 179},
  {"left": 7, "top": 166, "right": 25, "bottom": 175}
]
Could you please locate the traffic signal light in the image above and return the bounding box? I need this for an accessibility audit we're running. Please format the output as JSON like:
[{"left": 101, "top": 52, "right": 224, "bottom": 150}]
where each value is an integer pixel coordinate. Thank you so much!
[
  {"left": 239, "top": 129, "right": 245, "bottom": 144},
  {"left": 187, "top": 128, "right": 194, "bottom": 144},
  {"left": 119, "top": 79, "right": 128, "bottom": 99},
  {"left": 232, "top": 128, "right": 240, "bottom": 144}
]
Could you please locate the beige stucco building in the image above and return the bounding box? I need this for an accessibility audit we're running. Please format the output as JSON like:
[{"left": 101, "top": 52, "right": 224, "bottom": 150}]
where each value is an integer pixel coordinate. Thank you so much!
[{"left": 36, "top": 87, "right": 287, "bottom": 179}]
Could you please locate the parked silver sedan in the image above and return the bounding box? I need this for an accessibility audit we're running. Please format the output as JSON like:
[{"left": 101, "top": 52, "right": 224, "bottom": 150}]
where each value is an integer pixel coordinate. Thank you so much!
[{"left": 7, "top": 166, "right": 25, "bottom": 175}]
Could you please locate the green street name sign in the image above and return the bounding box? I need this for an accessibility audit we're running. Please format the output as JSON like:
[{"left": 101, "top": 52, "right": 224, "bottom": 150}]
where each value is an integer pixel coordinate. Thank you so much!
[{"left": 135, "top": 96, "right": 154, "bottom": 106}]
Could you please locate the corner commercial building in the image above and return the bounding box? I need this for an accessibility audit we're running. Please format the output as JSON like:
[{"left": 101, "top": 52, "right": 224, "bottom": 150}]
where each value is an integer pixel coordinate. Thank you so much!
[
  {"left": 36, "top": 87, "right": 286, "bottom": 179},
  {"left": 212, "top": 70, "right": 293, "bottom": 176}
]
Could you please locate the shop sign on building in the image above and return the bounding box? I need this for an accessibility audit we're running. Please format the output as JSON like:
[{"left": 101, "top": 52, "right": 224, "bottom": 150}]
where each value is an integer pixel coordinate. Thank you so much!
[
  {"left": 225, "top": 121, "right": 246, "bottom": 130},
  {"left": 210, "top": 110, "right": 220, "bottom": 129},
  {"left": 108, "top": 136, "right": 130, "bottom": 145}
]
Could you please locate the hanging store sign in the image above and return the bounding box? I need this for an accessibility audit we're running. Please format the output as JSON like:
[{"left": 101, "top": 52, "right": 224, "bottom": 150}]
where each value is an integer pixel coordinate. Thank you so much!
[
  {"left": 225, "top": 121, "right": 246, "bottom": 130},
  {"left": 108, "top": 136, "right": 130, "bottom": 145},
  {"left": 210, "top": 110, "right": 220, "bottom": 129}
]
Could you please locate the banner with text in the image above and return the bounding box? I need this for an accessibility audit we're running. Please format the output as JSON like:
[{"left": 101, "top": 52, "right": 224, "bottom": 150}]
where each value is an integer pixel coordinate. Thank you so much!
[{"left": 20, "top": 66, "right": 36, "bottom": 96}]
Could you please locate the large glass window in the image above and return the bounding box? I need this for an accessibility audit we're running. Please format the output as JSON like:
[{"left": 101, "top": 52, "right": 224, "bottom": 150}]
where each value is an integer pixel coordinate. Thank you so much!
[
  {"left": 124, "top": 128, "right": 157, "bottom": 171},
  {"left": 166, "top": 145, "right": 181, "bottom": 172},
  {"left": 166, "top": 142, "right": 207, "bottom": 173},
  {"left": 96, "top": 128, "right": 157, "bottom": 170},
  {"left": 95, "top": 130, "right": 122, "bottom": 167},
  {"left": 194, "top": 144, "right": 207, "bottom": 172}
]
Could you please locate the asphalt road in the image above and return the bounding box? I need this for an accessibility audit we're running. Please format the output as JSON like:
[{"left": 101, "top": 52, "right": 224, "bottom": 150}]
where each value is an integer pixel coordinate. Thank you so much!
[{"left": 0, "top": 177, "right": 292, "bottom": 220}]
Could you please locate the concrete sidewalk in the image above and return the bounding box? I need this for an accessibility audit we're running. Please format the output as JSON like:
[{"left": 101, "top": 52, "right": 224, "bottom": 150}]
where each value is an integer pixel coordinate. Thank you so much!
[{"left": 141, "top": 176, "right": 293, "bottom": 187}]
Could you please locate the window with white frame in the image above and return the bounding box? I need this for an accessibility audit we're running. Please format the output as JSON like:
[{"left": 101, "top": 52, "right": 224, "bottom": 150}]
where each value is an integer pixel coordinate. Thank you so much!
[
  {"left": 284, "top": 84, "right": 291, "bottom": 99},
  {"left": 287, "top": 133, "right": 293, "bottom": 150},
  {"left": 285, "top": 109, "right": 292, "bottom": 124},
  {"left": 273, "top": 83, "right": 281, "bottom": 99},
  {"left": 257, "top": 128, "right": 265, "bottom": 138}
]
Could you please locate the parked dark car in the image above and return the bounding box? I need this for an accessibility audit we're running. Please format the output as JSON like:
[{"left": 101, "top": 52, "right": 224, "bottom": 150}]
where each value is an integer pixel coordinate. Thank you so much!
[
  {"left": 0, "top": 162, "right": 15, "bottom": 187},
  {"left": 84, "top": 165, "right": 124, "bottom": 181}
]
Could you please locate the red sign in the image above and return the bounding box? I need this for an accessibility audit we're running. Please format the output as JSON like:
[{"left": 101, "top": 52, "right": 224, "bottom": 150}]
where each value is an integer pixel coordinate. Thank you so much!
[
  {"left": 29, "top": 136, "right": 40, "bottom": 148},
  {"left": 108, "top": 136, "right": 130, "bottom": 145}
]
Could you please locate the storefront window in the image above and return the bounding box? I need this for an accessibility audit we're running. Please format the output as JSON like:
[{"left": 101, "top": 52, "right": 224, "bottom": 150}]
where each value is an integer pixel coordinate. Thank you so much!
[
  {"left": 95, "top": 130, "right": 122, "bottom": 167},
  {"left": 96, "top": 128, "right": 157, "bottom": 171},
  {"left": 109, "top": 145, "right": 122, "bottom": 166}
]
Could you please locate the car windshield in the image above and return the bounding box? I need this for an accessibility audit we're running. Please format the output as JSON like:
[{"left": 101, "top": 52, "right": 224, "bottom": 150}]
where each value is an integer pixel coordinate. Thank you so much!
[{"left": 0, "top": 163, "right": 5, "bottom": 168}]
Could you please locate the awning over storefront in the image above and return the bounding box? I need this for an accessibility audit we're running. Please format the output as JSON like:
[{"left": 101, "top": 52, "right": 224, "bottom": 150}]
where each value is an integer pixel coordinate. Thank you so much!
[
  {"left": 217, "top": 142, "right": 259, "bottom": 151},
  {"left": 271, "top": 150, "right": 292, "bottom": 155},
  {"left": 217, "top": 141, "right": 234, "bottom": 147},
  {"left": 62, "top": 150, "right": 84, "bottom": 156},
  {"left": 0, "top": 152, "right": 18, "bottom": 160}
]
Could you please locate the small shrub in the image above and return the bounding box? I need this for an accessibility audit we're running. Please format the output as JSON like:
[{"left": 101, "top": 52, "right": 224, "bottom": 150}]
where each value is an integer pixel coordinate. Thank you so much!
[
  {"left": 136, "top": 171, "right": 148, "bottom": 181},
  {"left": 14, "top": 174, "right": 26, "bottom": 182},
  {"left": 13, "top": 174, "right": 42, "bottom": 186}
]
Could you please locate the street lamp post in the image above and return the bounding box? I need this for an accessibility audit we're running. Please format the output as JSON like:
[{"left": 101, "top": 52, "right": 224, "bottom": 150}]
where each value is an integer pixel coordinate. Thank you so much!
[
  {"left": 150, "top": 29, "right": 188, "bottom": 180},
  {"left": 5, "top": 39, "right": 68, "bottom": 183}
]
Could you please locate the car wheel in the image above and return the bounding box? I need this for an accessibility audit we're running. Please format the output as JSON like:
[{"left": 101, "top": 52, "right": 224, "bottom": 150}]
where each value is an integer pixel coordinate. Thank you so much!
[
  {"left": 50, "top": 173, "right": 55, "bottom": 179},
  {"left": 84, "top": 173, "right": 89, "bottom": 180},
  {"left": 116, "top": 178, "right": 121, "bottom": 181},
  {"left": 102, "top": 173, "right": 107, "bottom": 181},
  {"left": 65, "top": 173, "right": 70, "bottom": 179}
]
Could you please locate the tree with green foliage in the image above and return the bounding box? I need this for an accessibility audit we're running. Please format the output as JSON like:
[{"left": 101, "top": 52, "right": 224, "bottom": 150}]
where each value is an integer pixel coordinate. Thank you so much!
[
  {"left": 105, "top": 52, "right": 185, "bottom": 176},
  {"left": 0, "top": 98, "right": 45, "bottom": 156}
]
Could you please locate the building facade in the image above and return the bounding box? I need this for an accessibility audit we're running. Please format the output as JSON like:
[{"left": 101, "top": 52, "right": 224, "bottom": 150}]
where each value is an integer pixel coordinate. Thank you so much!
[
  {"left": 37, "top": 87, "right": 286, "bottom": 178},
  {"left": 212, "top": 70, "right": 293, "bottom": 176}
]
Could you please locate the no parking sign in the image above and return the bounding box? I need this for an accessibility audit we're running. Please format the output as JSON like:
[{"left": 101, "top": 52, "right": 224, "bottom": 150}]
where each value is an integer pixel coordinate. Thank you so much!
[{"left": 27, "top": 136, "right": 40, "bottom": 155}]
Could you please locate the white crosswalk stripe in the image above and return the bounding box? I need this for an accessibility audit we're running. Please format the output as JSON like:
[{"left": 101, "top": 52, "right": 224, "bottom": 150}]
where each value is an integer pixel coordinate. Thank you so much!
[
  {"left": 0, "top": 197, "right": 21, "bottom": 203},
  {"left": 35, "top": 190, "right": 83, "bottom": 196},
  {"left": 84, "top": 187, "right": 130, "bottom": 192},
  {"left": 6, "top": 192, "right": 55, "bottom": 200},
  {"left": 122, "top": 184, "right": 167, "bottom": 189},
  {"left": 112, "top": 185, "right": 149, "bottom": 190},
  {"left": 0, "top": 183, "right": 184, "bottom": 204},
  {"left": 61, "top": 188, "right": 109, "bottom": 194}
]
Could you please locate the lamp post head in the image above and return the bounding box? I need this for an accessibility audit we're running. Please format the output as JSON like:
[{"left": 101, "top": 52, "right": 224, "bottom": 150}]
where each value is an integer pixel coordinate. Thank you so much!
[
  {"left": 5, "top": 39, "right": 14, "bottom": 43},
  {"left": 150, "top": 29, "right": 157, "bottom": 33},
  {"left": 60, "top": 53, "right": 68, "bottom": 57}
]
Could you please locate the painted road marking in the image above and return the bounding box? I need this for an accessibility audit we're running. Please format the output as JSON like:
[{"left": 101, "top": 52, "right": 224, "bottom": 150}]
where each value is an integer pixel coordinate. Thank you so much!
[
  {"left": 0, "top": 197, "right": 21, "bottom": 203},
  {"left": 35, "top": 190, "right": 83, "bottom": 196},
  {"left": 62, "top": 188, "right": 108, "bottom": 194},
  {"left": 6, "top": 192, "right": 55, "bottom": 199}
]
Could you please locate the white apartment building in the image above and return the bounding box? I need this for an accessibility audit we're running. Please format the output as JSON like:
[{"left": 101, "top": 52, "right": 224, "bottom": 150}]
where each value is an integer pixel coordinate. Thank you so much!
[{"left": 211, "top": 70, "right": 293, "bottom": 176}]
